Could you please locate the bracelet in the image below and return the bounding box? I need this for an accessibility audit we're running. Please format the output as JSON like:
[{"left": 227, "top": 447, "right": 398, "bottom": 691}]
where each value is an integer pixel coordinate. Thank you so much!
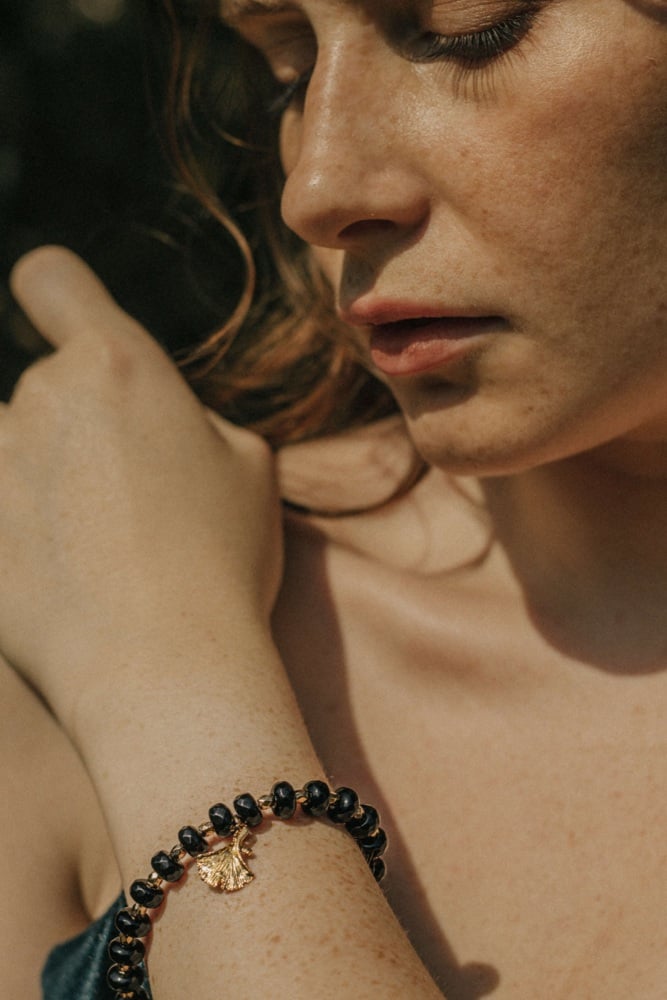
[{"left": 107, "top": 779, "right": 388, "bottom": 999}]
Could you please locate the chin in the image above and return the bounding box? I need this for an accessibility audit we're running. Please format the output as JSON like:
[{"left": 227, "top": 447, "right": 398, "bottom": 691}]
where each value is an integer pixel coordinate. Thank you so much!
[
  {"left": 401, "top": 405, "right": 594, "bottom": 480},
  {"left": 409, "top": 439, "right": 539, "bottom": 479}
]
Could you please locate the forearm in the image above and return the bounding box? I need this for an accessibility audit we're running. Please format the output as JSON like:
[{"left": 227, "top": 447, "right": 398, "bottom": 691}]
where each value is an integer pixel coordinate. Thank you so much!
[
  {"left": 3, "top": 251, "right": 443, "bottom": 997},
  {"left": 71, "top": 622, "right": 443, "bottom": 998}
]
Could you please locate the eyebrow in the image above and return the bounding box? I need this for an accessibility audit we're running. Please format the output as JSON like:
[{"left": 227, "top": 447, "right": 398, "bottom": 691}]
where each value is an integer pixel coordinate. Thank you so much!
[
  {"left": 220, "top": 0, "right": 394, "bottom": 25},
  {"left": 220, "top": 0, "right": 300, "bottom": 20}
]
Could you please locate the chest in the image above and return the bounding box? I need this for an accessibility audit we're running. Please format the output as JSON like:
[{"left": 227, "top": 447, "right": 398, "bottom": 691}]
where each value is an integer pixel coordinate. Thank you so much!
[{"left": 274, "top": 541, "right": 667, "bottom": 999}]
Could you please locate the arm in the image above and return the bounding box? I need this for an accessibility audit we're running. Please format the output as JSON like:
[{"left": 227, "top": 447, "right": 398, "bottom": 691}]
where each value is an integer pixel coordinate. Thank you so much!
[
  {"left": 0, "top": 653, "right": 113, "bottom": 999},
  {"left": 4, "top": 248, "right": 444, "bottom": 998}
]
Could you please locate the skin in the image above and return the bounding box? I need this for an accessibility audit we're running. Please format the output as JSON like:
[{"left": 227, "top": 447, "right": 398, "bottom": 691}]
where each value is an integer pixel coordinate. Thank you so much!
[
  {"left": 271, "top": 0, "right": 667, "bottom": 474},
  {"left": 2, "top": 1, "right": 667, "bottom": 998}
]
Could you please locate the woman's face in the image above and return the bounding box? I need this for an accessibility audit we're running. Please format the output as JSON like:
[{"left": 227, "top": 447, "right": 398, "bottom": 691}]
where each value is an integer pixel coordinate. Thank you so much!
[{"left": 227, "top": 0, "right": 667, "bottom": 475}]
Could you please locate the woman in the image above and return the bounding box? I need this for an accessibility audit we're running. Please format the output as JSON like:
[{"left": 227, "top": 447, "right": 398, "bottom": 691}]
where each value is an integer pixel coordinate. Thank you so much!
[{"left": 3, "top": 1, "right": 666, "bottom": 997}]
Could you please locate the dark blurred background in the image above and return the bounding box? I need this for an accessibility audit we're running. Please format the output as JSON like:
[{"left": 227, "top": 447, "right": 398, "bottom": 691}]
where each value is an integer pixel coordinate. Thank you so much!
[{"left": 0, "top": 0, "right": 239, "bottom": 398}]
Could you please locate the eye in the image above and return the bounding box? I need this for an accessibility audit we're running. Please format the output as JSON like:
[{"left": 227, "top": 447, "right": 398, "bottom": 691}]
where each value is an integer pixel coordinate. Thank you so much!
[
  {"left": 267, "top": 67, "right": 314, "bottom": 117},
  {"left": 414, "top": 6, "right": 541, "bottom": 68},
  {"left": 225, "top": 9, "right": 317, "bottom": 118}
]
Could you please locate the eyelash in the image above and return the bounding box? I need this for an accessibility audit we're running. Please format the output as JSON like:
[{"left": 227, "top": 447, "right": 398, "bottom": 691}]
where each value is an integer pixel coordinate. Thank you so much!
[
  {"left": 416, "top": 9, "right": 539, "bottom": 66},
  {"left": 268, "top": 68, "right": 313, "bottom": 117},
  {"left": 267, "top": 6, "right": 540, "bottom": 116}
]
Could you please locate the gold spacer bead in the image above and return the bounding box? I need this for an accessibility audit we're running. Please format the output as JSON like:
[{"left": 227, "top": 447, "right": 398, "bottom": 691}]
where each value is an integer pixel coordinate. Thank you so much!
[
  {"left": 198, "top": 821, "right": 214, "bottom": 836},
  {"left": 258, "top": 794, "right": 273, "bottom": 810}
]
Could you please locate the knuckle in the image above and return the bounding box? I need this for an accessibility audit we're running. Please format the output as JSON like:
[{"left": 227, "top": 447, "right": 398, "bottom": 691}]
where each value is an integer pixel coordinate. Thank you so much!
[
  {"left": 227, "top": 421, "right": 272, "bottom": 460},
  {"left": 244, "top": 428, "right": 273, "bottom": 463},
  {"left": 12, "top": 357, "right": 55, "bottom": 405},
  {"left": 238, "top": 429, "right": 275, "bottom": 477},
  {"left": 88, "top": 321, "right": 166, "bottom": 388},
  {"left": 208, "top": 410, "right": 274, "bottom": 466},
  {"left": 89, "top": 328, "right": 138, "bottom": 380},
  {"left": 11, "top": 329, "right": 144, "bottom": 414}
]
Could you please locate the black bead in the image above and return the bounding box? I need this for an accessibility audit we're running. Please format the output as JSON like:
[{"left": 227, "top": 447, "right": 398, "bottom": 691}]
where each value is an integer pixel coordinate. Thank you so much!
[
  {"left": 328, "top": 786, "right": 359, "bottom": 823},
  {"left": 209, "top": 802, "right": 235, "bottom": 837},
  {"left": 358, "top": 827, "right": 388, "bottom": 860},
  {"left": 346, "top": 804, "right": 380, "bottom": 840},
  {"left": 369, "top": 857, "right": 387, "bottom": 882},
  {"left": 107, "top": 963, "right": 145, "bottom": 991},
  {"left": 130, "top": 879, "right": 164, "bottom": 909},
  {"left": 271, "top": 781, "right": 297, "bottom": 819},
  {"left": 301, "top": 779, "right": 331, "bottom": 817},
  {"left": 178, "top": 825, "right": 207, "bottom": 856},
  {"left": 115, "top": 908, "right": 151, "bottom": 938},
  {"left": 108, "top": 936, "right": 146, "bottom": 966},
  {"left": 234, "top": 792, "right": 263, "bottom": 827},
  {"left": 151, "top": 850, "right": 185, "bottom": 882}
]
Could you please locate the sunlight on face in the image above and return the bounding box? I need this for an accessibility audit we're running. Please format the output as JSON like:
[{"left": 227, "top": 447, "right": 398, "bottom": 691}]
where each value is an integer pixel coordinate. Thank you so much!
[{"left": 223, "top": 0, "right": 667, "bottom": 475}]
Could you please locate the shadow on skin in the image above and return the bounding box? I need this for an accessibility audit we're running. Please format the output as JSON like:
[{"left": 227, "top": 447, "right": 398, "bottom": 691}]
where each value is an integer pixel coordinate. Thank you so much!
[
  {"left": 625, "top": 0, "right": 667, "bottom": 25},
  {"left": 480, "top": 479, "right": 667, "bottom": 677},
  {"left": 383, "top": 827, "right": 501, "bottom": 999},
  {"left": 274, "top": 521, "right": 501, "bottom": 1000}
]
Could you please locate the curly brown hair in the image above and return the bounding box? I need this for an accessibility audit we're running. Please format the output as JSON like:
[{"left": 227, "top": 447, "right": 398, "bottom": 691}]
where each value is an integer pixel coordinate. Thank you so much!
[{"left": 151, "top": 0, "right": 397, "bottom": 448}]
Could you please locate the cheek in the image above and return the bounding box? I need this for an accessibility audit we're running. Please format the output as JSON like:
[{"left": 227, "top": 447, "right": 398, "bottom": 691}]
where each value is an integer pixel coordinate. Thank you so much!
[
  {"left": 453, "top": 16, "right": 667, "bottom": 337},
  {"left": 311, "top": 246, "right": 343, "bottom": 287},
  {"left": 279, "top": 110, "right": 303, "bottom": 176},
  {"left": 397, "top": 18, "right": 667, "bottom": 472}
]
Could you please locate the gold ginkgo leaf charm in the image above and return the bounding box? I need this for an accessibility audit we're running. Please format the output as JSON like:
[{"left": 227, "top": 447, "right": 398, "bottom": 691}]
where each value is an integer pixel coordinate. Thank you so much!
[{"left": 195, "top": 824, "right": 254, "bottom": 892}]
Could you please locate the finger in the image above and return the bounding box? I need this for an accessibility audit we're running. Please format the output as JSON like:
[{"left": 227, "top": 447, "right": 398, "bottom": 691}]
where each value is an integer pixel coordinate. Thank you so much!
[{"left": 9, "top": 246, "right": 144, "bottom": 350}]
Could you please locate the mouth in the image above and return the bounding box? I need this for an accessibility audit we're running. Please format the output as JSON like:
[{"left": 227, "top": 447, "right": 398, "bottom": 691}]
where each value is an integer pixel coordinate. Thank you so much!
[{"left": 366, "top": 315, "right": 502, "bottom": 377}]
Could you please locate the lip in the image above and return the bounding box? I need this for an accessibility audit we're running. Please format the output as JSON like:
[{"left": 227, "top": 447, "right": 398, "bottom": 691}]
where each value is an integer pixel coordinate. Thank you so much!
[{"left": 339, "top": 301, "right": 500, "bottom": 377}]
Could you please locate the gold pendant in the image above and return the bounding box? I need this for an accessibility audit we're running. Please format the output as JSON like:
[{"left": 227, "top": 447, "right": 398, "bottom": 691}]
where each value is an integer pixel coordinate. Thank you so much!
[{"left": 195, "top": 824, "right": 255, "bottom": 892}]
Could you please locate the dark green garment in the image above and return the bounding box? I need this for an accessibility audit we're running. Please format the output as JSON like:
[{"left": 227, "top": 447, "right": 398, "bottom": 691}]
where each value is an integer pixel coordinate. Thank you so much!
[{"left": 42, "top": 894, "right": 153, "bottom": 1000}]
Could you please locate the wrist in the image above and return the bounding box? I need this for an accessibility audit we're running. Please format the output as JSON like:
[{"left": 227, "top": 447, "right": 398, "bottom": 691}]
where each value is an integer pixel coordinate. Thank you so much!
[
  {"left": 108, "top": 780, "right": 388, "bottom": 998},
  {"left": 46, "top": 602, "right": 276, "bottom": 735},
  {"left": 68, "top": 631, "right": 324, "bottom": 871}
]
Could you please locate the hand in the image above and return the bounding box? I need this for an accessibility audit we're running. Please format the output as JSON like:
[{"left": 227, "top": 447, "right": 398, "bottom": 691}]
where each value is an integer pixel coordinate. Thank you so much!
[{"left": 1, "top": 247, "right": 283, "bottom": 717}]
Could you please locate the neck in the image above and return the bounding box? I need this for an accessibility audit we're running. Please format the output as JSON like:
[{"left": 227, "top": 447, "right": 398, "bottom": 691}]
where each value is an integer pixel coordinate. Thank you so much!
[{"left": 480, "top": 443, "right": 667, "bottom": 674}]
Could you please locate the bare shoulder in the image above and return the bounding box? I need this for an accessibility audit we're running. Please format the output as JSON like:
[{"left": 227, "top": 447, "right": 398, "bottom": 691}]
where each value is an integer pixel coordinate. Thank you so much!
[
  {"left": 0, "top": 656, "right": 119, "bottom": 996},
  {"left": 274, "top": 434, "right": 497, "bottom": 669},
  {"left": 273, "top": 455, "right": 500, "bottom": 731}
]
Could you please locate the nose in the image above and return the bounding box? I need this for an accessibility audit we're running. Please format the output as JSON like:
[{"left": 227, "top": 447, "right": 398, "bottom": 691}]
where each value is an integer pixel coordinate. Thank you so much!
[{"left": 280, "top": 42, "right": 430, "bottom": 252}]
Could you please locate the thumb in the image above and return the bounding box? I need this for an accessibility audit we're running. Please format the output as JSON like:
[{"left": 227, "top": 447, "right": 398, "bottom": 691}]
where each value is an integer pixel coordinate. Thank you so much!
[{"left": 9, "top": 245, "right": 144, "bottom": 350}]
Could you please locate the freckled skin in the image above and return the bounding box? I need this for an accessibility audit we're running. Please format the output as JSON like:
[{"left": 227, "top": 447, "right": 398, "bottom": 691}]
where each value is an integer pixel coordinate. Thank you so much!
[
  {"left": 273, "top": 0, "right": 667, "bottom": 475},
  {"left": 4, "top": 5, "right": 666, "bottom": 998},
  {"left": 218, "top": 5, "right": 667, "bottom": 996}
]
